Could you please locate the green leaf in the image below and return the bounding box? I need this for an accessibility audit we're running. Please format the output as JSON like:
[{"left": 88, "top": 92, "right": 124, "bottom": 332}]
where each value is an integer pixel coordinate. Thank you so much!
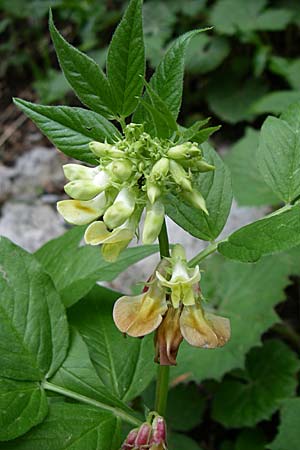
[
  {"left": 218, "top": 203, "right": 300, "bottom": 262},
  {"left": 169, "top": 432, "right": 204, "bottom": 450},
  {"left": 0, "top": 237, "right": 68, "bottom": 381},
  {"left": 0, "top": 379, "right": 48, "bottom": 441},
  {"left": 173, "top": 252, "right": 293, "bottom": 382},
  {"left": 212, "top": 340, "right": 299, "bottom": 427},
  {"left": 257, "top": 109, "right": 300, "bottom": 203},
  {"left": 269, "top": 398, "right": 300, "bottom": 450},
  {"left": 50, "top": 328, "right": 133, "bottom": 414},
  {"left": 166, "top": 383, "right": 205, "bottom": 432},
  {"left": 69, "top": 285, "right": 156, "bottom": 402},
  {"left": 235, "top": 429, "right": 267, "bottom": 450},
  {"left": 185, "top": 34, "right": 230, "bottom": 74},
  {"left": 251, "top": 91, "right": 300, "bottom": 116},
  {"left": 35, "top": 227, "right": 159, "bottom": 307},
  {"left": 226, "top": 127, "right": 279, "bottom": 206},
  {"left": 270, "top": 56, "right": 300, "bottom": 90},
  {"left": 49, "top": 11, "right": 115, "bottom": 118},
  {"left": 193, "top": 126, "right": 221, "bottom": 144},
  {"left": 135, "top": 29, "right": 206, "bottom": 123},
  {"left": 13, "top": 98, "right": 121, "bottom": 164},
  {"left": 166, "top": 143, "right": 232, "bottom": 241},
  {"left": 0, "top": 403, "right": 120, "bottom": 450},
  {"left": 206, "top": 76, "right": 267, "bottom": 123},
  {"left": 211, "top": 0, "right": 292, "bottom": 34},
  {"left": 176, "top": 118, "right": 211, "bottom": 144},
  {"left": 107, "top": 0, "right": 145, "bottom": 117}
]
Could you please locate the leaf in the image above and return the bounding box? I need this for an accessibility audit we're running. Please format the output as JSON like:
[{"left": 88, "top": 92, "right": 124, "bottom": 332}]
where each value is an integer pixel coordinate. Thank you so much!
[
  {"left": 251, "top": 91, "right": 300, "bottom": 116},
  {"left": 51, "top": 328, "right": 133, "bottom": 414},
  {"left": 13, "top": 98, "right": 121, "bottom": 164},
  {"left": 35, "top": 227, "right": 159, "bottom": 307},
  {"left": 107, "top": 0, "right": 145, "bottom": 117},
  {"left": 135, "top": 29, "right": 206, "bottom": 123},
  {"left": 212, "top": 340, "right": 299, "bottom": 427},
  {"left": 176, "top": 118, "right": 211, "bottom": 144},
  {"left": 69, "top": 285, "right": 156, "bottom": 402},
  {"left": 185, "top": 34, "right": 230, "bottom": 74},
  {"left": 225, "top": 127, "right": 279, "bottom": 206},
  {"left": 169, "top": 432, "right": 204, "bottom": 450},
  {"left": 49, "top": 11, "right": 115, "bottom": 118},
  {"left": 235, "top": 429, "right": 267, "bottom": 450},
  {"left": 210, "top": 0, "right": 292, "bottom": 34},
  {"left": 166, "top": 143, "right": 232, "bottom": 241},
  {"left": 206, "top": 76, "right": 267, "bottom": 124},
  {"left": 0, "top": 237, "right": 68, "bottom": 381},
  {"left": 257, "top": 109, "right": 300, "bottom": 203},
  {"left": 0, "top": 403, "right": 120, "bottom": 450},
  {"left": 141, "top": 80, "right": 178, "bottom": 138},
  {"left": 173, "top": 252, "right": 293, "bottom": 382},
  {"left": 269, "top": 398, "right": 300, "bottom": 450},
  {"left": 193, "top": 126, "right": 221, "bottom": 144},
  {"left": 218, "top": 203, "right": 300, "bottom": 262},
  {"left": 166, "top": 383, "right": 205, "bottom": 432},
  {"left": 270, "top": 56, "right": 300, "bottom": 90},
  {"left": 0, "top": 379, "right": 48, "bottom": 441}
]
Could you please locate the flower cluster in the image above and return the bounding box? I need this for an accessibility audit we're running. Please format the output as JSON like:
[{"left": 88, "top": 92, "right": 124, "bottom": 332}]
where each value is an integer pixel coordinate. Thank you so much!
[
  {"left": 57, "top": 123, "right": 214, "bottom": 261},
  {"left": 113, "top": 244, "right": 230, "bottom": 365},
  {"left": 121, "top": 414, "right": 167, "bottom": 450}
]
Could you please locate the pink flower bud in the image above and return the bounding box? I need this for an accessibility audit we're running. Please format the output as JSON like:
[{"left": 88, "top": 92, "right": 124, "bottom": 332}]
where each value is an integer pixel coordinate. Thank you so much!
[
  {"left": 135, "top": 423, "right": 152, "bottom": 447},
  {"left": 150, "top": 416, "right": 167, "bottom": 445},
  {"left": 121, "top": 428, "right": 138, "bottom": 450}
]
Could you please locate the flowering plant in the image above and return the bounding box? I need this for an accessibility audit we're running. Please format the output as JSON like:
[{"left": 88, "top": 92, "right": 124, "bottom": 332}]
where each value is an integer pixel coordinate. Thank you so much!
[{"left": 1, "top": 1, "right": 300, "bottom": 449}]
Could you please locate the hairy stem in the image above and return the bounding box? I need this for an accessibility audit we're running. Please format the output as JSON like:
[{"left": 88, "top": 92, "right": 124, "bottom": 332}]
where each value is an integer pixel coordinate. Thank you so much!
[
  {"left": 155, "top": 219, "right": 170, "bottom": 416},
  {"left": 42, "top": 381, "right": 142, "bottom": 427},
  {"left": 188, "top": 241, "right": 219, "bottom": 267}
]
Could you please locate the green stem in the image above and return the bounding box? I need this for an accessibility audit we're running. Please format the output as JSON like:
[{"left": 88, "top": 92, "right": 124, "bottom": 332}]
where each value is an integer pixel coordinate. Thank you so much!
[
  {"left": 42, "top": 381, "right": 141, "bottom": 427},
  {"left": 188, "top": 241, "right": 218, "bottom": 267},
  {"left": 272, "top": 322, "right": 300, "bottom": 352},
  {"left": 155, "top": 219, "right": 170, "bottom": 416}
]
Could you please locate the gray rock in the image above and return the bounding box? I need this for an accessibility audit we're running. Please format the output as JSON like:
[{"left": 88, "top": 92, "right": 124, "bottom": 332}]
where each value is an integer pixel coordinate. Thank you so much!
[
  {"left": 0, "top": 201, "right": 65, "bottom": 252},
  {"left": 12, "top": 147, "right": 65, "bottom": 199},
  {"left": 0, "top": 165, "right": 14, "bottom": 203}
]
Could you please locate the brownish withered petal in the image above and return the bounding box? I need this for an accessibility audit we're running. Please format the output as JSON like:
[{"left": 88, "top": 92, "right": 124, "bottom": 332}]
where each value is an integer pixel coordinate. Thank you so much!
[
  {"left": 154, "top": 306, "right": 183, "bottom": 366},
  {"left": 180, "top": 305, "right": 230, "bottom": 349}
]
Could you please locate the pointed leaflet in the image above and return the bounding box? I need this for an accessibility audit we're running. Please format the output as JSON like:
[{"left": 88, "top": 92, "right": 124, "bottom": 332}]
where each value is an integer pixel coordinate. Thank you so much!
[
  {"left": 69, "top": 285, "right": 156, "bottom": 401},
  {"left": 0, "top": 379, "right": 48, "bottom": 441},
  {"left": 49, "top": 11, "right": 115, "bottom": 118},
  {"left": 134, "top": 29, "right": 207, "bottom": 123},
  {"left": 257, "top": 103, "right": 300, "bottom": 203},
  {"left": 166, "top": 143, "right": 232, "bottom": 241},
  {"left": 269, "top": 398, "right": 300, "bottom": 450},
  {"left": 0, "top": 237, "right": 68, "bottom": 380},
  {"left": 212, "top": 340, "right": 300, "bottom": 427},
  {"left": 0, "top": 403, "right": 120, "bottom": 450},
  {"left": 35, "top": 226, "right": 159, "bottom": 307},
  {"left": 50, "top": 328, "right": 135, "bottom": 415},
  {"left": 173, "top": 252, "right": 294, "bottom": 382},
  {"left": 226, "top": 127, "right": 278, "bottom": 206},
  {"left": 14, "top": 99, "right": 121, "bottom": 164},
  {"left": 218, "top": 203, "right": 300, "bottom": 262},
  {"left": 107, "top": 0, "right": 145, "bottom": 117}
]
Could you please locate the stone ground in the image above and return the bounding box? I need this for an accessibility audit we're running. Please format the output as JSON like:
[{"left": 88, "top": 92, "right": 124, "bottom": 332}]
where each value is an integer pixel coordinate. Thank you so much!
[{"left": 0, "top": 146, "right": 268, "bottom": 292}]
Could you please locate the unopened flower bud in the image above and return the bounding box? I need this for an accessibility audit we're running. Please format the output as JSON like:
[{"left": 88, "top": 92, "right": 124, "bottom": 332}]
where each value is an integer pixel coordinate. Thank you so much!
[
  {"left": 104, "top": 188, "right": 135, "bottom": 229},
  {"left": 147, "top": 180, "right": 162, "bottom": 204},
  {"left": 64, "top": 180, "right": 103, "bottom": 201},
  {"left": 63, "top": 163, "right": 99, "bottom": 181},
  {"left": 150, "top": 416, "right": 167, "bottom": 446},
  {"left": 168, "top": 142, "right": 201, "bottom": 159},
  {"left": 135, "top": 423, "right": 152, "bottom": 447},
  {"left": 150, "top": 157, "right": 169, "bottom": 180},
  {"left": 169, "top": 160, "right": 192, "bottom": 192},
  {"left": 142, "top": 201, "right": 165, "bottom": 245},
  {"left": 121, "top": 429, "right": 138, "bottom": 450},
  {"left": 182, "top": 189, "right": 208, "bottom": 215},
  {"left": 193, "top": 159, "right": 215, "bottom": 172},
  {"left": 89, "top": 141, "right": 124, "bottom": 158},
  {"left": 107, "top": 159, "right": 132, "bottom": 181}
]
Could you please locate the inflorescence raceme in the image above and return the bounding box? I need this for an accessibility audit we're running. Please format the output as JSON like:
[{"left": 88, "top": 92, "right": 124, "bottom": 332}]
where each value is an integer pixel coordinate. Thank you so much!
[
  {"left": 113, "top": 244, "right": 231, "bottom": 365},
  {"left": 57, "top": 123, "right": 214, "bottom": 261}
]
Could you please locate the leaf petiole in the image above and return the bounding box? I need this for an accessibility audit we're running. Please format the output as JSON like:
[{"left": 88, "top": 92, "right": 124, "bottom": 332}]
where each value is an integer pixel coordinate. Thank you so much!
[{"left": 42, "top": 381, "right": 142, "bottom": 426}]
